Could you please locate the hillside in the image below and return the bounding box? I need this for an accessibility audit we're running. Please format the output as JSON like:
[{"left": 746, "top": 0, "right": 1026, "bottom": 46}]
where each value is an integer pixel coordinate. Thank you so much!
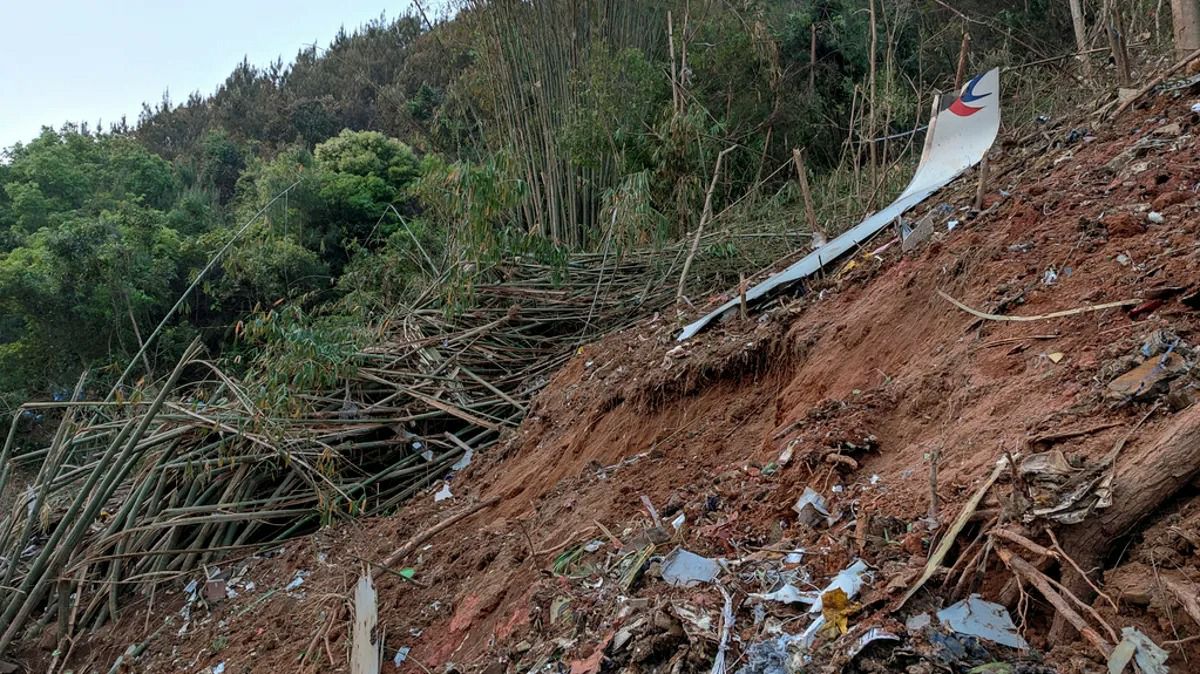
[
  {"left": 16, "top": 68, "right": 1200, "bottom": 673},
  {"left": 3, "top": 1, "right": 1200, "bottom": 673}
]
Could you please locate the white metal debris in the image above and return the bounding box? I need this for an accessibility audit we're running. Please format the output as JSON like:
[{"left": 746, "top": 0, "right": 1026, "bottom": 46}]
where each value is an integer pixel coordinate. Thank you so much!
[
  {"left": 661, "top": 548, "right": 722, "bottom": 587},
  {"left": 936, "top": 594, "right": 1028, "bottom": 649},
  {"left": 678, "top": 69, "right": 1002, "bottom": 340}
]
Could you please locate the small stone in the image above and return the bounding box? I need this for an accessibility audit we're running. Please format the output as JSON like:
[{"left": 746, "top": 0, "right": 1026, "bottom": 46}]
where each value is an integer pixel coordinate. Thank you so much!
[{"left": 1147, "top": 211, "right": 1165, "bottom": 224}]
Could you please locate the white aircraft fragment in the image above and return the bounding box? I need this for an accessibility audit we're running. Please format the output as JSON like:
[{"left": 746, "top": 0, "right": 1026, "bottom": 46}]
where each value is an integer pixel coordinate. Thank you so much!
[{"left": 678, "top": 68, "right": 1002, "bottom": 341}]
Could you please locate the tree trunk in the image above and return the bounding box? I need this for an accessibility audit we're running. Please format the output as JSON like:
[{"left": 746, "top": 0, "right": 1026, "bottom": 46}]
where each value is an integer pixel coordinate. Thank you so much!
[
  {"left": 1051, "top": 403, "right": 1200, "bottom": 642},
  {"left": 1173, "top": 0, "right": 1200, "bottom": 56},
  {"left": 1069, "top": 0, "right": 1092, "bottom": 76}
]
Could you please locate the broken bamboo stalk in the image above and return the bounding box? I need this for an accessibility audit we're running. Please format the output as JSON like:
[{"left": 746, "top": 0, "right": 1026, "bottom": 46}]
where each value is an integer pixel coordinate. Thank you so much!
[
  {"left": 938, "top": 290, "right": 1140, "bottom": 322},
  {"left": 677, "top": 146, "right": 737, "bottom": 301},
  {"left": 897, "top": 457, "right": 1006, "bottom": 609},
  {"left": 374, "top": 496, "right": 500, "bottom": 578},
  {"left": 1112, "top": 46, "right": 1200, "bottom": 118}
]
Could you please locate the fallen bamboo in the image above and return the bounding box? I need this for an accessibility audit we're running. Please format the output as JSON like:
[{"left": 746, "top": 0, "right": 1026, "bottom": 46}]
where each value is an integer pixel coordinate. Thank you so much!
[
  {"left": 375, "top": 496, "right": 500, "bottom": 577},
  {"left": 897, "top": 457, "right": 1007, "bottom": 609},
  {"left": 938, "top": 290, "right": 1140, "bottom": 322}
]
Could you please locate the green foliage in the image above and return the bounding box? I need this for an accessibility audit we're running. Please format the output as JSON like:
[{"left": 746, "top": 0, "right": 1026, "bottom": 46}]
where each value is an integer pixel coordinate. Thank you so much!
[
  {"left": 0, "top": 202, "right": 190, "bottom": 394},
  {"left": 0, "top": 0, "right": 1087, "bottom": 407},
  {"left": 239, "top": 304, "right": 365, "bottom": 413}
]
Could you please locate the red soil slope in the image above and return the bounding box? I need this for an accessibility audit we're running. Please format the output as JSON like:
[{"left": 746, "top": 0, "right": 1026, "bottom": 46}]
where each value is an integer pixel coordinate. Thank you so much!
[{"left": 34, "top": 93, "right": 1200, "bottom": 674}]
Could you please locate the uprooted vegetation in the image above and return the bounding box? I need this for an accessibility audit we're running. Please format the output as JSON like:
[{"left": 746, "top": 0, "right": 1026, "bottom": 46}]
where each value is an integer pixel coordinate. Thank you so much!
[
  {"left": 5, "top": 1, "right": 1200, "bottom": 673},
  {"left": 3, "top": 59, "right": 1198, "bottom": 674}
]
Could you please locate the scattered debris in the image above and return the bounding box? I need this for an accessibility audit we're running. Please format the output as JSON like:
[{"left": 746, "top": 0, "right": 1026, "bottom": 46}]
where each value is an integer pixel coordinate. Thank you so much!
[
  {"left": 661, "top": 548, "right": 722, "bottom": 587},
  {"left": 792, "top": 487, "right": 834, "bottom": 527},
  {"left": 285, "top": 570, "right": 309, "bottom": 592},
  {"left": 351, "top": 575, "right": 381, "bottom": 674},
  {"left": 1107, "top": 627, "right": 1169, "bottom": 674},
  {"left": 937, "top": 595, "right": 1029, "bottom": 650},
  {"left": 434, "top": 482, "right": 454, "bottom": 502}
]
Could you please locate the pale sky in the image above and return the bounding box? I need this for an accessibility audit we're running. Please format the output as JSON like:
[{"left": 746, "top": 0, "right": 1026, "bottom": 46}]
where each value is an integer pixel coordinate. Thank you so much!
[{"left": 0, "top": 1, "right": 451, "bottom": 150}]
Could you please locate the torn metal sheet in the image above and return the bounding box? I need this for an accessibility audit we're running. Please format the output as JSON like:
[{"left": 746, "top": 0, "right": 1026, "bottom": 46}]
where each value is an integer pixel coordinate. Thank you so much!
[
  {"left": 1108, "top": 627, "right": 1168, "bottom": 674},
  {"left": 792, "top": 487, "right": 833, "bottom": 527},
  {"left": 847, "top": 628, "right": 900, "bottom": 659},
  {"left": 678, "top": 69, "right": 1001, "bottom": 341},
  {"left": 810, "top": 560, "right": 870, "bottom": 614},
  {"left": 936, "top": 594, "right": 1028, "bottom": 650},
  {"left": 661, "top": 548, "right": 722, "bottom": 587}
]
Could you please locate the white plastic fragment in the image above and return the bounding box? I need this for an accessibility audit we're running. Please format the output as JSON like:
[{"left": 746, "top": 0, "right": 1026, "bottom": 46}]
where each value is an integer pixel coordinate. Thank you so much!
[
  {"left": 661, "top": 548, "right": 722, "bottom": 587},
  {"left": 809, "top": 560, "right": 870, "bottom": 614},
  {"left": 937, "top": 594, "right": 1028, "bottom": 649},
  {"left": 792, "top": 487, "right": 833, "bottom": 527},
  {"left": 211, "top": 663, "right": 226, "bottom": 674},
  {"left": 1147, "top": 211, "right": 1165, "bottom": 224},
  {"left": 450, "top": 448, "right": 473, "bottom": 471},
  {"left": 394, "top": 647, "right": 411, "bottom": 666},
  {"left": 434, "top": 483, "right": 453, "bottom": 502},
  {"left": 749, "top": 584, "right": 817, "bottom": 606},
  {"left": 1192, "top": 102, "right": 1200, "bottom": 114},
  {"left": 1108, "top": 627, "right": 1168, "bottom": 674},
  {"left": 285, "top": 570, "right": 309, "bottom": 592},
  {"left": 784, "top": 549, "right": 805, "bottom": 565},
  {"left": 671, "top": 512, "right": 686, "bottom": 531}
]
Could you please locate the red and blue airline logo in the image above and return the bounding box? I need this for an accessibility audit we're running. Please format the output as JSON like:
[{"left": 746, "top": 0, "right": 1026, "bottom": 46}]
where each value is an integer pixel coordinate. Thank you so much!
[{"left": 949, "top": 72, "right": 991, "bottom": 117}]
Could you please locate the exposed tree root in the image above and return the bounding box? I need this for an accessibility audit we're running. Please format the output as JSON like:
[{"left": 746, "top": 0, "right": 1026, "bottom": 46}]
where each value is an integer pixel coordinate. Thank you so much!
[{"left": 1051, "top": 404, "right": 1200, "bottom": 643}]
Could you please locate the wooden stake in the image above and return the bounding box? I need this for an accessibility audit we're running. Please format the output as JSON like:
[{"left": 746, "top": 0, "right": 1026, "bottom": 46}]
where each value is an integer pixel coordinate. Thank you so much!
[
  {"left": 677, "top": 146, "right": 736, "bottom": 302},
  {"left": 954, "top": 30, "right": 970, "bottom": 91},
  {"left": 738, "top": 274, "right": 748, "bottom": 320},
  {"left": 1068, "top": 0, "right": 1092, "bottom": 77},
  {"left": 791, "top": 148, "right": 820, "bottom": 242},
  {"left": 973, "top": 154, "right": 989, "bottom": 212}
]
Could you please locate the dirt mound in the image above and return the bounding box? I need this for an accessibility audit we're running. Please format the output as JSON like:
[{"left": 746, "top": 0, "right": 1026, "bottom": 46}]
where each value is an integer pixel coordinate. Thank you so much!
[{"left": 24, "top": 93, "right": 1200, "bottom": 674}]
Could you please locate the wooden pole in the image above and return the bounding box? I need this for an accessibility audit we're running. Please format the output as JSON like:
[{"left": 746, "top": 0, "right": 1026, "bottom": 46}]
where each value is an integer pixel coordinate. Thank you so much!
[
  {"left": 1172, "top": 0, "right": 1200, "bottom": 56},
  {"left": 1069, "top": 0, "right": 1093, "bottom": 76},
  {"left": 791, "top": 148, "right": 821, "bottom": 245},
  {"left": 973, "top": 155, "right": 990, "bottom": 212},
  {"left": 954, "top": 30, "right": 971, "bottom": 91}
]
